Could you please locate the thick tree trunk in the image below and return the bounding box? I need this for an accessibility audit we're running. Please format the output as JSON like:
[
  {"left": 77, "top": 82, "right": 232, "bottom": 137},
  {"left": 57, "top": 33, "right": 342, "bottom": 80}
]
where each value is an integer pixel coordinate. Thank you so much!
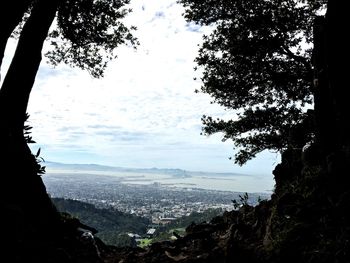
[
  {"left": 0, "top": 0, "right": 33, "bottom": 77},
  {"left": 312, "top": 1, "right": 349, "bottom": 186},
  {"left": 325, "top": 0, "right": 349, "bottom": 150},
  {"left": 313, "top": 3, "right": 349, "bottom": 150},
  {"left": 312, "top": 16, "right": 335, "bottom": 157},
  {"left": 0, "top": 0, "right": 59, "bottom": 130},
  {"left": 0, "top": 0, "right": 60, "bottom": 245}
]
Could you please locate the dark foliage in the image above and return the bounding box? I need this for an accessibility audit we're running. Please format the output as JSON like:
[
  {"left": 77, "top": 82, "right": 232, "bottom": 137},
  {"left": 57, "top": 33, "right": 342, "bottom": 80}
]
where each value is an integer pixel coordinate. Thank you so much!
[
  {"left": 46, "top": 0, "right": 138, "bottom": 78},
  {"left": 8, "top": 0, "right": 138, "bottom": 78},
  {"left": 179, "top": 0, "right": 326, "bottom": 164}
]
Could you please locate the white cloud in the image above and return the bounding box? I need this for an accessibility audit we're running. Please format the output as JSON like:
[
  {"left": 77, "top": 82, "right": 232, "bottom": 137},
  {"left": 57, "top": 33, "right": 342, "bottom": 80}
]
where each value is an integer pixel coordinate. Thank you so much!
[{"left": 2, "top": 1, "right": 278, "bottom": 187}]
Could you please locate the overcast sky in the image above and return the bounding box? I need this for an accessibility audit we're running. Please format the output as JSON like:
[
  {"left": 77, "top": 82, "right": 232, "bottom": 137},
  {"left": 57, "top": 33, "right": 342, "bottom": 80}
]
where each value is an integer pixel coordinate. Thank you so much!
[{"left": 1, "top": 1, "right": 279, "bottom": 184}]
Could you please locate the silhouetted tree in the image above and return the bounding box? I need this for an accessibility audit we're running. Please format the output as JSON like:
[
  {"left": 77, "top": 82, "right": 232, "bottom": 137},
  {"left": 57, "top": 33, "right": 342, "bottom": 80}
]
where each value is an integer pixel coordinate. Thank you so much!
[
  {"left": 311, "top": 0, "right": 349, "bottom": 179},
  {"left": 179, "top": 0, "right": 326, "bottom": 165},
  {"left": 323, "top": 0, "right": 349, "bottom": 152},
  {"left": 0, "top": 0, "right": 136, "bottom": 236}
]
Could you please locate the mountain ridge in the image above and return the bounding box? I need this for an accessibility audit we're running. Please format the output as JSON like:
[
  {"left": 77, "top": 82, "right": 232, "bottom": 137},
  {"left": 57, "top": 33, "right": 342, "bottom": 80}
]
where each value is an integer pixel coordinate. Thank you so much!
[{"left": 45, "top": 160, "right": 252, "bottom": 178}]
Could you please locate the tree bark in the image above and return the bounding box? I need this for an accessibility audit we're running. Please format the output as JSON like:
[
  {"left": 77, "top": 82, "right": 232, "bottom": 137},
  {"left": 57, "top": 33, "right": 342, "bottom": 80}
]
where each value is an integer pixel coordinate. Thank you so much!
[
  {"left": 311, "top": 0, "right": 350, "bottom": 185},
  {"left": 325, "top": 0, "right": 349, "bottom": 150},
  {"left": 0, "top": 0, "right": 59, "bottom": 131},
  {"left": 0, "top": 0, "right": 60, "bottom": 240},
  {"left": 312, "top": 16, "right": 335, "bottom": 157},
  {"left": 0, "top": 0, "right": 33, "bottom": 78}
]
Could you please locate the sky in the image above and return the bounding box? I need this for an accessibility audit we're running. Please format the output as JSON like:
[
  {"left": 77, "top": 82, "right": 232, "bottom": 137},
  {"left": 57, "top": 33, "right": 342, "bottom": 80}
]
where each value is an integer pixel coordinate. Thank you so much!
[{"left": 1, "top": 1, "right": 279, "bottom": 185}]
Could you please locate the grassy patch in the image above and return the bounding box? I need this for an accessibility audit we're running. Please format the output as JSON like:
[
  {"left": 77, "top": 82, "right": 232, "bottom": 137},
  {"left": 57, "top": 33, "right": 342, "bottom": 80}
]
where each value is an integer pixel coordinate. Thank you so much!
[{"left": 138, "top": 238, "right": 152, "bottom": 248}]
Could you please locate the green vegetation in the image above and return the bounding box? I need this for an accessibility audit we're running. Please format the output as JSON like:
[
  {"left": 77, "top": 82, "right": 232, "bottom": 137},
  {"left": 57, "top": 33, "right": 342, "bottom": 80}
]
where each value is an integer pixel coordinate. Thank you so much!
[
  {"left": 52, "top": 198, "right": 224, "bottom": 248},
  {"left": 52, "top": 198, "right": 149, "bottom": 247},
  {"left": 53, "top": 198, "right": 224, "bottom": 247},
  {"left": 170, "top": 208, "right": 223, "bottom": 228},
  {"left": 139, "top": 238, "right": 152, "bottom": 248},
  {"left": 151, "top": 208, "right": 223, "bottom": 243}
]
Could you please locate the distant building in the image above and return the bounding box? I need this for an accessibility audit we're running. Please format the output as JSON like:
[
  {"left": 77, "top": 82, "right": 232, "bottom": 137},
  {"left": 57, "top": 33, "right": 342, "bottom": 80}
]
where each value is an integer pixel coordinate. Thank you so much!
[{"left": 146, "top": 228, "right": 156, "bottom": 238}]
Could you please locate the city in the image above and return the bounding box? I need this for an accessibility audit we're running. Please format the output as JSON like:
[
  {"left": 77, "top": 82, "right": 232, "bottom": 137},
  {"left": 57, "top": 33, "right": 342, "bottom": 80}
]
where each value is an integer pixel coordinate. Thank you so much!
[{"left": 43, "top": 171, "right": 270, "bottom": 224}]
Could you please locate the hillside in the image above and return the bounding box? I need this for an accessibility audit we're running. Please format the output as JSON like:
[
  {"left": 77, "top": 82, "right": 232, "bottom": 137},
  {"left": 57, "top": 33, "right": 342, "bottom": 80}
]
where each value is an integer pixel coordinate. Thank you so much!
[
  {"left": 52, "top": 198, "right": 228, "bottom": 248},
  {"left": 52, "top": 198, "right": 150, "bottom": 247},
  {"left": 102, "top": 148, "right": 350, "bottom": 262}
]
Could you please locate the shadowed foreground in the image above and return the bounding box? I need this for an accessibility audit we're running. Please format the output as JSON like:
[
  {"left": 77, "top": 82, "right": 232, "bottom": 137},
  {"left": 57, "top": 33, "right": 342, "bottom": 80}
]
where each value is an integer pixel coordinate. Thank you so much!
[{"left": 3, "top": 145, "right": 349, "bottom": 263}]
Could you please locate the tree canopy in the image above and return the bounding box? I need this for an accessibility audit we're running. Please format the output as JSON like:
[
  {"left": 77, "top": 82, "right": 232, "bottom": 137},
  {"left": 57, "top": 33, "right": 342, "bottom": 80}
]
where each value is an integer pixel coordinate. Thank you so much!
[
  {"left": 1, "top": 0, "right": 137, "bottom": 79},
  {"left": 46, "top": 0, "right": 138, "bottom": 78},
  {"left": 179, "top": 0, "right": 326, "bottom": 165}
]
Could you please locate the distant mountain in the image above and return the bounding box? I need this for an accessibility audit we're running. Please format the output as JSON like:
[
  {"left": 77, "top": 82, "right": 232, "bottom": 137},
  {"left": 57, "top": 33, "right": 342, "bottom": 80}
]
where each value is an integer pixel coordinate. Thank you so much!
[
  {"left": 46, "top": 161, "right": 134, "bottom": 172},
  {"left": 45, "top": 161, "right": 248, "bottom": 178}
]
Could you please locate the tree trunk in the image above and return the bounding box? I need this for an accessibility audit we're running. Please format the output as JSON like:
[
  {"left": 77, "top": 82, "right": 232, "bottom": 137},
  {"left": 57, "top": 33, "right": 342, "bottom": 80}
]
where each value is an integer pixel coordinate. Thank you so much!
[
  {"left": 312, "top": 16, "right": 335, "bottom": 157},
  {"left": 312, "top": 0, "right": 350, "bottom": 186},
  {"left": 0, "top": 0, "right": 60, "bottom": 242},
  {"left": 325, "top": 0, "right": 349, "bottom": 150},
  {"left": 0, "top": 0, "right": 59, "bottom": 130},
  {"left": 0, "top": 0, "right": 33, "bottom": 78}
]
